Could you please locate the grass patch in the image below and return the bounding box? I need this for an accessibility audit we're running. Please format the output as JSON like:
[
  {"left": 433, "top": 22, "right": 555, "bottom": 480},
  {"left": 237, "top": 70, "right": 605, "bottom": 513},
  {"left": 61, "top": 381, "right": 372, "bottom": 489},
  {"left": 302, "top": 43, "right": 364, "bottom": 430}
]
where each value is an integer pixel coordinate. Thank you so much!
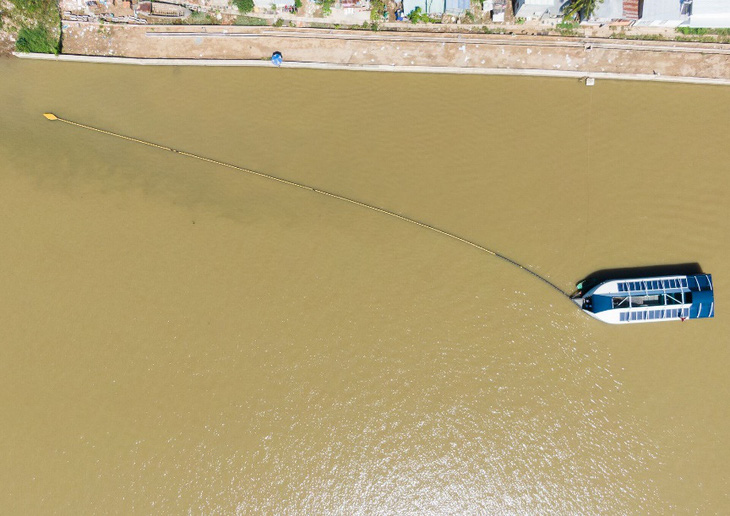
[
  {"left": 677, "top": 27, "right": 730, "bottom": 36},
  {"left": 481, "top": 25, "right": 506, "bottom": 34},
  {"left": 555, "top": 21, "right": 579, "bottom": 36},
  {"left": 9, "top": 0, "right": 61, "bottom": 53},
  {"left": 609, "top": 32, "right": 665, "bottom": 41},
  {"left": 11, "top": 0, "right": 56, "bottom": 16},
  {"left": 184, "top": 11, "right": 220, "bottom": 24},
  {"left": 16, "top": 24, "right": 59, "bottom": 53},
  {"left": 235, "top": 15, "right": 268, "bottom": 25}
]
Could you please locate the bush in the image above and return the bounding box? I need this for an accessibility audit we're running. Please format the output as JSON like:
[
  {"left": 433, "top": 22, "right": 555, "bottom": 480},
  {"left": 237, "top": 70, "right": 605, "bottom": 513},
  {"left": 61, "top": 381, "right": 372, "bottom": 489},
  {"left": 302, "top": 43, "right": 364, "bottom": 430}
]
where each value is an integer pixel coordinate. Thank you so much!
[
  {"left": 273, "top": 17, "right": 284, "bottom": 26},
  {"left": 15, "top": 25, "right": 59, "bottom": 53},
  {"left": 408, "top": 6, "right": 430, "bottom": 23},
  {"left": 234, "top": 0, "right": 255, "bottom": 14},
  {"left": 370, "top": 0, "right": 383, "bottom": 21}
]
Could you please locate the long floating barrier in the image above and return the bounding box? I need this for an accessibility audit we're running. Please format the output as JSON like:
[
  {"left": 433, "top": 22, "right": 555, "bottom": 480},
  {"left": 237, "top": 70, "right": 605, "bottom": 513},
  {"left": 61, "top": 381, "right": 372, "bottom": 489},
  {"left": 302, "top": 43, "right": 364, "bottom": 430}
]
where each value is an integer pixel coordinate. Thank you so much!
[{"left": 43, "top": 112, "right": 570, "bottom": 298}]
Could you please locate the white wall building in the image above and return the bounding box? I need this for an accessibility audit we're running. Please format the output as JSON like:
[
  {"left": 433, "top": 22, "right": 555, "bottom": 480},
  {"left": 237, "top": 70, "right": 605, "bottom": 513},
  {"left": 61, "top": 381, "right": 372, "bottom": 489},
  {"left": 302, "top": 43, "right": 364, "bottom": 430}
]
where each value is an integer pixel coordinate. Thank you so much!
[
  {"left": 591, "top": 0, "right": 624, "bottom": 22},
  {"left": 689, "top": 0, "right": 730, "bottom": 27},
  {"left": 635, "top": 0, "right": 689, "bottom": 26},
  {"left": 403, "top": 0, "right": 470, "bottom": 15},
  {"left": 513, "top": 0, "right": 562, "bottom": 20}
]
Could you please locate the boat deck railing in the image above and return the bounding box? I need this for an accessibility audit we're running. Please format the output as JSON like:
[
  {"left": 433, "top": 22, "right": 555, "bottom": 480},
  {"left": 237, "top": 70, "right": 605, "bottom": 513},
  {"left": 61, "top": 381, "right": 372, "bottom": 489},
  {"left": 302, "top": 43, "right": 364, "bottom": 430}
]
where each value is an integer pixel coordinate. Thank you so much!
[
  {"left": 620, "top": 307, "right": 690, "bottom": 322},
  {"left": 617, "top": 277, "right": 688, "bottom": 293}
]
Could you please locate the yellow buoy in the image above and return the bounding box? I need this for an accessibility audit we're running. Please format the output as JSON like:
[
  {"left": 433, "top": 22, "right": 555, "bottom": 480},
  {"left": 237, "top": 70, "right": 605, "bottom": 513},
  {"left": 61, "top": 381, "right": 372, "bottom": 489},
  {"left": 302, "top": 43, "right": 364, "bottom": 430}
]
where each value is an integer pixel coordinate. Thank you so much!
[{"left": 43, "top": 113, "right": 58, "bottom": 121}]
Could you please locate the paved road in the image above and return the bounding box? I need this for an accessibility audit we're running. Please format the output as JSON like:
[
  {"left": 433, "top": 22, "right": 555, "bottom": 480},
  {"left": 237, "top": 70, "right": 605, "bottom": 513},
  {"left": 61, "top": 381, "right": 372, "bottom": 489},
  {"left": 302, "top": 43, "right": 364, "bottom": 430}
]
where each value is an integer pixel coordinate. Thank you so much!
[{"left": 146, "top": 29, "right": 730, "bottom": 55}]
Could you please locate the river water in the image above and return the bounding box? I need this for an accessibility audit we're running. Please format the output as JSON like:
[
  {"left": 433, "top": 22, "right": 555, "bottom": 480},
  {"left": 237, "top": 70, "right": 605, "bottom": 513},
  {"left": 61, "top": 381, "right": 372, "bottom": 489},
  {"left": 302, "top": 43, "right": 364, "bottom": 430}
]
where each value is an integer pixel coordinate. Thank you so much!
[{"left": 1, "top": 58, "right": 729, "bottom": 513}]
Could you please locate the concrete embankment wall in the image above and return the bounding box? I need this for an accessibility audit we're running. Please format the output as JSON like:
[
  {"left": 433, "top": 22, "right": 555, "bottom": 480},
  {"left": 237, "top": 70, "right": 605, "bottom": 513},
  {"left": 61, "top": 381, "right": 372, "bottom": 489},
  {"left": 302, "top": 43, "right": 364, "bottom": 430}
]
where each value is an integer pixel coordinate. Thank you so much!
[{"left": 20, "top": 23, "right": 730, "bottom": 85}]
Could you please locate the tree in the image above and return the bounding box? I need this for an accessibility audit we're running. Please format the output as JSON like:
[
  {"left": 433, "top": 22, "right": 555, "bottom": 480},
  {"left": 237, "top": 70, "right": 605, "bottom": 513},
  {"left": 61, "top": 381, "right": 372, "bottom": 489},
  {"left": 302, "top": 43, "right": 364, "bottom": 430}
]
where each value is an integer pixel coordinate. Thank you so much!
[
  {"left": 563, "top": 0, "right": 602, "bottom": 21},
  {"left": 234, "top": 0, "right": 255, "bottom": 14}
]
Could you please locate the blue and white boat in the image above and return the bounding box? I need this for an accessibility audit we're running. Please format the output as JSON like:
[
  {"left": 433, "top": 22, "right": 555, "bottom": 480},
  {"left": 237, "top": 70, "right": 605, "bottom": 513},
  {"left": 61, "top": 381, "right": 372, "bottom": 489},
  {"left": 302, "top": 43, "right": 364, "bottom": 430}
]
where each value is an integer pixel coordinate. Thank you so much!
[{"left": 572, "top": 274, "right": 714, "bottom": 324}]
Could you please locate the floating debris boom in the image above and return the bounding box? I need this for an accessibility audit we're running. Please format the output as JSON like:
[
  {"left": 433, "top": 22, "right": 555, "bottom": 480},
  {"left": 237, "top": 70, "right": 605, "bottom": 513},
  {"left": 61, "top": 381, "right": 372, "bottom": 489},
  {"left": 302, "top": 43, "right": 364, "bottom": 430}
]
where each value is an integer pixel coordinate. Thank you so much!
[{"left": 43, "top": 112, "right": 571, "bottom": 299}]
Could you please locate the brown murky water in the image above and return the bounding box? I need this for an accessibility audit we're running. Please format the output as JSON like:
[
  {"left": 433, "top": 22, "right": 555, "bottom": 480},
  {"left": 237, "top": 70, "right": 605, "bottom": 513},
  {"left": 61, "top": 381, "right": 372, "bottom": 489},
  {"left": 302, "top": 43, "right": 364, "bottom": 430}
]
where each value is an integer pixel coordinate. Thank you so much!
[{"left": 1, "top": 58, "right": 729, "bottom": 514}]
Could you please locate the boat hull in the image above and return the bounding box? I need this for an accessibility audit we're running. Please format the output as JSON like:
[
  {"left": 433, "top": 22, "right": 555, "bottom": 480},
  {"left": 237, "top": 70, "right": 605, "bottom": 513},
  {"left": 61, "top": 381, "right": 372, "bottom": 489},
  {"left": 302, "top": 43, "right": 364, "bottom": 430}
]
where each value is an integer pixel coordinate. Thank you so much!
[{"left": 574, "top": 274, "right": 714, "bottom": 325}]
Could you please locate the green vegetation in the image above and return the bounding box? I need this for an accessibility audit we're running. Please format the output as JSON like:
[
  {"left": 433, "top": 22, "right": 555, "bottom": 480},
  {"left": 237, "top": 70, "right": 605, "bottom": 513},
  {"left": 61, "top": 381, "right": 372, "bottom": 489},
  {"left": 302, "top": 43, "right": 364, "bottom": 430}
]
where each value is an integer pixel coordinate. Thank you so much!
[
  {"left": 8, "top": 0, "right": 61, "bottom": 53},
  {"left": 235, "top": 15, "right": 268, "bottom": 25},
  {"left": 515, "top": 17, "right": 525, "bottom": 24},
  {"left": 481, "top": 25, "right": 506, "bottom": 34},
  {"left": 555, "top": 20, "right": 579, "bottom": 36},
  {"left": 676, "top": 34, "right": 728, "bottom": 43},
  {"left": 673, "top": 27, "right": 730, "bottom": 43},
  {"left": 677, "top": 27, "right": 730, "bottom": 36},
  {"left": 563, "top": 0, "right": 602, "bottom": 21},
  {"left": 233, "top": 0, "right": 255, "bottom": 14},
  {"left": 294, "top": 0, "right": 302, "bottom": 8},
  {"left": 186, "top": 11, "right": 219, "bottom": 24},
  {"left": 408, "top": 6, "right": 430, "bottom": 23},
  {"left": 11, "top": 0, "right": 55, "bottom": 16},
  {"left": 370, "top": 0, "right": 384, "bottom": 21},
  {"left": 610, "top": 32, "right": 664, "bottom": 41},
  {"left": 273, "top": 17, "right": 284, "bottom": 26},
  {"left": 321, "top": 0, "right": 332, "bottom": 16},
  {"left": 15, "top": 24, "right": 59, "bottom": 53}
]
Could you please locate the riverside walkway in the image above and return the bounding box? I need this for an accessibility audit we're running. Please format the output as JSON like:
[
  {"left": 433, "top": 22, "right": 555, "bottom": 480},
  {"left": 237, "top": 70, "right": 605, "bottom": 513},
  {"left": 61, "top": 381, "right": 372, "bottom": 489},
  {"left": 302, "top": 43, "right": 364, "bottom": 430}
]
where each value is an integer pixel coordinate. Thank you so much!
[{"left": 55, "top": 22, "right": 730, "bottom": 84}]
